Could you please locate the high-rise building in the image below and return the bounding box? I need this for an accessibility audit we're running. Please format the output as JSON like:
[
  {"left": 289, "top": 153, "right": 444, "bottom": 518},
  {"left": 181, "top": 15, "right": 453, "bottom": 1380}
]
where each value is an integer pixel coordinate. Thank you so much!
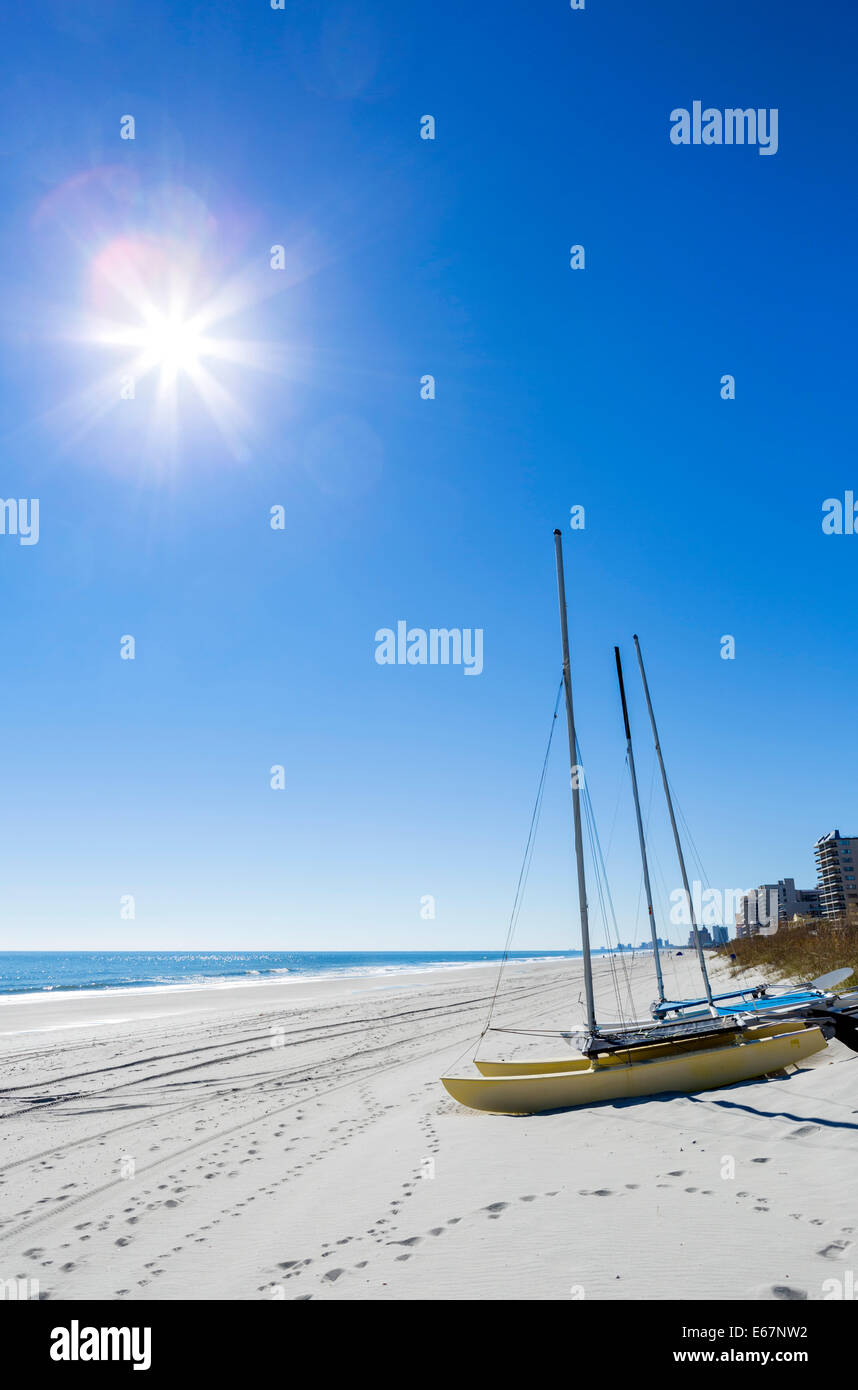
[
  {"left": 734, "top": 879, "right": 820, "bottom": 937},
  {"left": 814, "top": 831, "right": 858, "bottom": 918}
]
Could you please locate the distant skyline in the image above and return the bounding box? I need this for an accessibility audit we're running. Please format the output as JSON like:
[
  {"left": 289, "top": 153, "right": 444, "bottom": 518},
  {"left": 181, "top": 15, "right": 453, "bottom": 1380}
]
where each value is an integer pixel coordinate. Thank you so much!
[{"left": 1, "top": 0, "right": 855, "bottom": 950}]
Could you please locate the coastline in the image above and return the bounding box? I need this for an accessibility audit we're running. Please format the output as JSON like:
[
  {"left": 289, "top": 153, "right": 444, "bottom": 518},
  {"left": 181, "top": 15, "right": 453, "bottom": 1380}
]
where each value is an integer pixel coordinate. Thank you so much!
[
  {"left": 0, "top": 954, "right": 575, "bottom": 1035},
  {"left": 0, "top": 953, "right": 853, "bottom": 1301}
]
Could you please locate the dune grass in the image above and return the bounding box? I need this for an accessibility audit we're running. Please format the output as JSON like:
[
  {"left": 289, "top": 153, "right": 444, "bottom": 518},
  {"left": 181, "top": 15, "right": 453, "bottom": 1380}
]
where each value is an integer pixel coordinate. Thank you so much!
[{"left": 718, "top": 912, "right": 858, "bottom": 988}]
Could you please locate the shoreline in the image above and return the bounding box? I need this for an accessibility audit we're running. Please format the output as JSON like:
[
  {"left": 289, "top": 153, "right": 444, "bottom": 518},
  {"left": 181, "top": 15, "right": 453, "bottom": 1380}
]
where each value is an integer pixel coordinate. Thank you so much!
[
  {"left": 0, "top": 945, "right": 696, "bottom": 996},
  {"left": 0, "top": 952, "right": 851, "bottom": 1302},
  {"left": 0, "top": 945, "right": 733, "bottom": 1038},
  {"left": 0, "top": 952, "right": 574, "bottom": 1001},
  {"left": 0, "top": 955, "right": 561, "bottom": 1037},
  {"left": 0, "top": 948, "right": 689, "bottom": 1034}
]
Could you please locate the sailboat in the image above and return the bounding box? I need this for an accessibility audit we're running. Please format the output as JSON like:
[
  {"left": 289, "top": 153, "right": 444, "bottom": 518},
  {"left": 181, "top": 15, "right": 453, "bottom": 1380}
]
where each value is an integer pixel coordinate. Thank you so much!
[
  {"left": 648, "top": 972, "right": 858, "bottom": 1053},
  {"left": 441, "top": 530, "right": 830, "bottom": 1115},
  {"left": 625, "top": 632, "right": 858, "bottom": 1047}
]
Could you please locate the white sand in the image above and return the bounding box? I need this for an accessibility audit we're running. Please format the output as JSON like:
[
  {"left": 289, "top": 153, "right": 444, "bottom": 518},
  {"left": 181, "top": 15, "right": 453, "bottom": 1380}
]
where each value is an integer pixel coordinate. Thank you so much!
[{"left": 0, "top": 953, "right": 855, "bottom": 1302}]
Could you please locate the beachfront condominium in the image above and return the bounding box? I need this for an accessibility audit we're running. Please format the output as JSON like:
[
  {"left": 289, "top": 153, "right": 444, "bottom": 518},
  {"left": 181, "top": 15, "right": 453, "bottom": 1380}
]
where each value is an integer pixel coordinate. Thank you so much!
[
  {"left": 814, "top": 830, "right": 858, "bottom": 918},
  {"left": 735, "top": 879, "right": 821, "bottom": 938}
]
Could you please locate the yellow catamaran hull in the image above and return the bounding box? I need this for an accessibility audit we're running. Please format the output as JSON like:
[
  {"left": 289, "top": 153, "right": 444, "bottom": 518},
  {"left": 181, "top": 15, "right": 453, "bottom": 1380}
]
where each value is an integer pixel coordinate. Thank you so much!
[
  {"left": 441, "top": 1023, "right": 827, "bottom": 1114},
  {"left": 473, "top": 1020, "right": 804, "bottom": 1075}
]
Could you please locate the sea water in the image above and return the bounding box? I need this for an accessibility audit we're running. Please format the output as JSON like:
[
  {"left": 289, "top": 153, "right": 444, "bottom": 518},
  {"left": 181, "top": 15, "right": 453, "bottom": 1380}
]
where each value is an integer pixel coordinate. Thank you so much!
[{"left": 0, "top": 950, "right": 583, "bottom": 999}]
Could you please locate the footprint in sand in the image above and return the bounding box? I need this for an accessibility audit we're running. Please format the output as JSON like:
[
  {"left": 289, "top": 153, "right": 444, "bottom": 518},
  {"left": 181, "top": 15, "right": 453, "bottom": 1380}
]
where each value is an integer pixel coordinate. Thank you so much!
[{"left": 818, "top": 1240, "right": 852, "bottom": 1260}]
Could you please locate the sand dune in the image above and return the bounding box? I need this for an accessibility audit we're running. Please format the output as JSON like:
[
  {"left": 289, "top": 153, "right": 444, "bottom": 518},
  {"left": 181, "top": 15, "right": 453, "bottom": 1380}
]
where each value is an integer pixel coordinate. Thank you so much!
[{"left": 0, "top": 954, "right": 855, "bottom": 1301}]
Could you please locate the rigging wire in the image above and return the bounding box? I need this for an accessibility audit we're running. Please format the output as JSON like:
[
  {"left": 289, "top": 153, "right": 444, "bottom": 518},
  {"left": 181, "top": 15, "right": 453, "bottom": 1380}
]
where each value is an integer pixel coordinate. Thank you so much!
[
  {"left": 477, "top": 678, "right": 564, "bottom": 1047},
  {"left": 637, "top": 746, "right": 685, "bottom": 1002},
  {"left": 671, "top": 778, "right": 711, "bottom": 889},
  {"left": 602, "top": 747, "right": 629, "bottom": 865},
  {"left": 576, "top": 736, "right": 637, "bottom": 1024},
  {"left": 466, "top": 678, "right": 703, "bottom": 1057}
]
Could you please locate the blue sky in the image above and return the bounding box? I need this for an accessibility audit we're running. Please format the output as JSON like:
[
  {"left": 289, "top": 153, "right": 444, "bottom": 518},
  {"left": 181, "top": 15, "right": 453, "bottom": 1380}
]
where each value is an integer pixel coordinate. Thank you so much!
[{"left": 1, "top": 0, "right": 855, "bottom": 950}]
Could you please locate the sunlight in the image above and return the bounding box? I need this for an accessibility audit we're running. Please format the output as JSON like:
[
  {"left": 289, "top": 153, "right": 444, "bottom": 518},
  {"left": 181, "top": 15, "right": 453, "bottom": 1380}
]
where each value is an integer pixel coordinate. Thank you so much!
[
  {"left": 135, "top": 309, "right": 209, "bottom": 377},
  {"left": 49, "top": 221, "right": 303, "bottom": 461},
  {"left": 27, "top": 166, "right": 325, "bottom": 466}
]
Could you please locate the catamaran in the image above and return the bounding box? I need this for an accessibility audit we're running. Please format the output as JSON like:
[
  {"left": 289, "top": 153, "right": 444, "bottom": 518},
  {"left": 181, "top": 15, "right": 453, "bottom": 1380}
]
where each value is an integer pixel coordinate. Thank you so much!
[
  {"left": 441, "top": 530, "right": 839, "bottom": 1115},
  {"left": 624, "top": 631, "right": 858, "bottom": 1046},
  {"left": 652, "top": 972, "right": 858, "bottom": 1048},
  {"left": 622, "top": 633, "right": 858, "bottom": 1049}
]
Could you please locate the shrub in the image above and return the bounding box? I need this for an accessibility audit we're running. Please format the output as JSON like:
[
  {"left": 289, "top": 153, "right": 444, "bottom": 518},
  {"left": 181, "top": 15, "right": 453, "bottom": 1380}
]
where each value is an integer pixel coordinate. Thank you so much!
[{"left": 718, "top": 911, "right": 858, "bottom": 988}]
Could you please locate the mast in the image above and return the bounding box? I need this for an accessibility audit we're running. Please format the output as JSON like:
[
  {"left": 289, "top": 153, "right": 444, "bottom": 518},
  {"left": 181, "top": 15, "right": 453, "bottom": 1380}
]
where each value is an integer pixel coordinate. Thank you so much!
[
  {"left": 553, "top": 529, "right": 597, "bottom": 1037},
  {"left": 633, "top": 634, "right": 714, "bottom": 1008},
  {"left": 614, "top": 647, "right": 666, "bottom": 1004}
]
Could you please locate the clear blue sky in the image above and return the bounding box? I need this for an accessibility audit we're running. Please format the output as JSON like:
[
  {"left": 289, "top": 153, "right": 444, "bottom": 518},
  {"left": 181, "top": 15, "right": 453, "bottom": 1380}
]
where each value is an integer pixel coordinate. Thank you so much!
[{"left": 1, "top": 0, "right": 855, "bottom": 950}]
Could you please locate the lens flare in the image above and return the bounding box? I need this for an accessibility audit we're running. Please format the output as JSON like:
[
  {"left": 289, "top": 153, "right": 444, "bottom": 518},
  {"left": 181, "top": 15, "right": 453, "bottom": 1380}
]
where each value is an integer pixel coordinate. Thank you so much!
[{"left": 42, "top": 225, "right": 305, "bottom": 466}]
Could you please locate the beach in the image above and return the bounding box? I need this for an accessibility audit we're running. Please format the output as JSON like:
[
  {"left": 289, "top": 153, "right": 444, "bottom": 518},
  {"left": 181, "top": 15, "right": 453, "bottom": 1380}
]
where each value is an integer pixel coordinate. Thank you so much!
[{"left": 0, "top": 953, "right": 855, "bottom": 1302}]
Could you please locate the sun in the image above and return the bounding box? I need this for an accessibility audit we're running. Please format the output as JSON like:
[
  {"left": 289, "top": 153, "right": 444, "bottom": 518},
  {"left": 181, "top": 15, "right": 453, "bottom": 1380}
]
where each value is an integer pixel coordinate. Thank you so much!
[
  {"left": 70, "top": 234, "right": 280, "bottom": 458},
  {"left": 47, "top": 215, "right": 306, "bottom": 464},
  {"left": 135, "top": 309, "right": 209, "bottom": 377},
  {"left": 34, "top": 174, "right": 313, "bottom": 463}
]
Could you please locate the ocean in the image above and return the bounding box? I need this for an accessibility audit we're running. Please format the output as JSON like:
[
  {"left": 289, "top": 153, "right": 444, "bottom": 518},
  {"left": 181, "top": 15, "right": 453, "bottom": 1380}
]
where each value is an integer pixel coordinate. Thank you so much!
[{"left": 0, "top": 950, "right": 583, "bottom": 999}]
